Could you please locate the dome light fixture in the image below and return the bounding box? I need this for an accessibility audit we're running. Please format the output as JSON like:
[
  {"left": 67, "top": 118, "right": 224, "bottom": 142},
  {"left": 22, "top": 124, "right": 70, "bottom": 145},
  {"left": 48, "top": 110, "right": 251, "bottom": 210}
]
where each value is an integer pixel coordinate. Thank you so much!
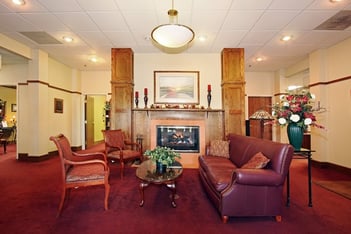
[{"left": 151, "top": 0, "right": 194, "bottom": 50}]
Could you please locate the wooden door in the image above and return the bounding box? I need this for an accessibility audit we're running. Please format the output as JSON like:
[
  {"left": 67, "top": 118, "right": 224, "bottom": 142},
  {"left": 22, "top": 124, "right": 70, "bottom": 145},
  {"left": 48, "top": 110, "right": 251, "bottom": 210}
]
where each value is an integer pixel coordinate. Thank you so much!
[
  {"left": 86, "top": 96, "right": 94, "bottom": 148},
  {"left": 248, "top": 97, "right": 272, "bottom": 140}
]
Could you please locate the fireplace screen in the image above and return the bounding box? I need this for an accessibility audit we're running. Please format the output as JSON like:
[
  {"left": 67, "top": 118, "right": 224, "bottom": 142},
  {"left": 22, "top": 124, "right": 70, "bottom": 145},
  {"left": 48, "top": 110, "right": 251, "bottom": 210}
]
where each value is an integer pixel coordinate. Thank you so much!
[{"left": 156, "top": 125, "right": 199, "bottom": 153}]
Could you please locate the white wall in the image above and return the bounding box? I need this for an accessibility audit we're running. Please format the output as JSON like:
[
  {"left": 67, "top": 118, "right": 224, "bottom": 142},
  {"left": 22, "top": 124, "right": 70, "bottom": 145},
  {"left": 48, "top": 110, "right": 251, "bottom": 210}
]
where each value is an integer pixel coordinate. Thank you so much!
[
  {"left": 81, "top": 70, "right": 111, "bottom": 96},
  {"left": 309, "top": 37, "right": 351, "bottom": 168}
]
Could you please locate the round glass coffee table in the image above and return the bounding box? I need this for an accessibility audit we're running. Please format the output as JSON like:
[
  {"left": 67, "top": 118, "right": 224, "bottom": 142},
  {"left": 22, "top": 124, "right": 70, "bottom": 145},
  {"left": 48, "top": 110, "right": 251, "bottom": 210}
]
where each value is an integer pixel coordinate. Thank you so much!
[{"left": 136, "top": 160, "right": 183, "bottom": 208}]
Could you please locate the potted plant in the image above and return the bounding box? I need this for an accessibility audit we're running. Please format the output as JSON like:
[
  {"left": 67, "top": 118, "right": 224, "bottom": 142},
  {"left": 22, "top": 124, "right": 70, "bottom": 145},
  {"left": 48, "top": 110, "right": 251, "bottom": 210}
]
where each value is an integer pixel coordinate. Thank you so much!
[{"left": 144, "top": 146, "right": 181, "bottom": 173}]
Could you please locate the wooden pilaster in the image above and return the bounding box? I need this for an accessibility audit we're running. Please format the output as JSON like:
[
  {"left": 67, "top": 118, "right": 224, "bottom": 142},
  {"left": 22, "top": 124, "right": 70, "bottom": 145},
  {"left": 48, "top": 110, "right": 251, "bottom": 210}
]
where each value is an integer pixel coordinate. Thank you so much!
[{"left": 221, "top": 48, "right": 246, "bottom": 136}]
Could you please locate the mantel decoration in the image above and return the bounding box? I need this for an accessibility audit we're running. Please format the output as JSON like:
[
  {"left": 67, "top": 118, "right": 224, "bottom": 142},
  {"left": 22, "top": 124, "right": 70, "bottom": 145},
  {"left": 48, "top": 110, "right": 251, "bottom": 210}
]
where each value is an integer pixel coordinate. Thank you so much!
[
  {"left": 144, "top": 146, "right": 181, "bottom": 173},
  {"left": 271, "top": 87, "right": 325, "bottom": 150}
]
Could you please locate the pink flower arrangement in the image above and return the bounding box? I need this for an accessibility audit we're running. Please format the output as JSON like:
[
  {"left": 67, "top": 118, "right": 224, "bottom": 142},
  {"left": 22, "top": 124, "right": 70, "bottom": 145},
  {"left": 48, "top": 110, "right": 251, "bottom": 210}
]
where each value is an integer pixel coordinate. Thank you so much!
[{"left": 271, "top": 88, "right": 324, "bottom": 129}]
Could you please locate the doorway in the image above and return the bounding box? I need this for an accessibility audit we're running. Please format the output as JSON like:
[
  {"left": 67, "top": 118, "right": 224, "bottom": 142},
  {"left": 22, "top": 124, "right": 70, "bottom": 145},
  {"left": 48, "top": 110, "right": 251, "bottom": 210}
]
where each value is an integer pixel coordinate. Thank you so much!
[
  {"left": 85, "top": 95, "right": 107, "bottom": 148},
  {"left": 248, "top": 96, "right": 272, "bottom": 140}
]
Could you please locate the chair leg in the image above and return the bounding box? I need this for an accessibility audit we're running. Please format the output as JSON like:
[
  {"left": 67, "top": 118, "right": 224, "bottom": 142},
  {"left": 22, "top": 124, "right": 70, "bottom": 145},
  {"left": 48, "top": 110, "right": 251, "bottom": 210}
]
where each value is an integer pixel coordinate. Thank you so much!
[
  {"left": 222, "top": 216, "right": 229, "bottom": 224},
  {"left": 3, "top": 141, "right": 7, "bottom": 154},
  {"left": 120, "top": 161, "right": 125, "bottom": 179},
  {"left": 57, "top": 188, "right": 67, "bottom": 217},
  {"left": 104, "top": 183, "right": 110, "bottom": 210}
]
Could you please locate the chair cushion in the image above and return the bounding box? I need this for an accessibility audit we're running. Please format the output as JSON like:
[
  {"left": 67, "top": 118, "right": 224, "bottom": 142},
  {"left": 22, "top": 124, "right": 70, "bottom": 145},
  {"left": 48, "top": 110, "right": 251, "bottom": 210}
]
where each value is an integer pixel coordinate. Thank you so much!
[
  {"left": 66, "top": 164, "right": 106, "bottom": 182},
  {"left": 208, "top": 140, "right": 230, "bottom": 158},
  {"left": 241, "top": 152, "right": 270, "bottom": 169}
]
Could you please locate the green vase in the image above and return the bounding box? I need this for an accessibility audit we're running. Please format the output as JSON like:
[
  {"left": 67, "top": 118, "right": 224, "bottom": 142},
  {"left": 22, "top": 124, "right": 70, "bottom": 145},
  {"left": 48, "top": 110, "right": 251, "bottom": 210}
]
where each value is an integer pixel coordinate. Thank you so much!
[
  {"left": 287, "top": 123, "right": 304, "bottom": 151},
  {"left": 156, "top": 161, "right": 167, "bottom": 174}
]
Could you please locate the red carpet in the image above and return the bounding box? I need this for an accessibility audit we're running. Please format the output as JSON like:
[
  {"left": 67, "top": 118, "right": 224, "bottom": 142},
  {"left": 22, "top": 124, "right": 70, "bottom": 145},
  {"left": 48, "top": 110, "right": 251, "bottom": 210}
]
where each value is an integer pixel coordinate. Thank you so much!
[{"left": 1, "top": 143, "right": 351, "bottom": 233}]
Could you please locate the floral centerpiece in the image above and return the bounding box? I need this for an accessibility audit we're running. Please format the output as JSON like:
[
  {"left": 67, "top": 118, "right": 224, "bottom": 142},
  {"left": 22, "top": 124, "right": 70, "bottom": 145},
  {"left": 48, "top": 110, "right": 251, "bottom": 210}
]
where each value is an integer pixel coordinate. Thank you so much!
[
  {"left": 144, "top": 146, "right": 181, "bottom": 166},
  {"left": 271, "top": 88, "right": 324, "bottom": 130},
  {"left": 271, "top": 87, "right": 325, "bottom": 150}
]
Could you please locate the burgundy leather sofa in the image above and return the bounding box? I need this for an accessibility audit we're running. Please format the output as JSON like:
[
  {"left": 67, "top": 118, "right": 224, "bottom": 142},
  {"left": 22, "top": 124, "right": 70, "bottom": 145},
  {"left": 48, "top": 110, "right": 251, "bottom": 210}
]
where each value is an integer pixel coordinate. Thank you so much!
[{"left": 199, "top": 133, "right": 294, "bottom": 223}]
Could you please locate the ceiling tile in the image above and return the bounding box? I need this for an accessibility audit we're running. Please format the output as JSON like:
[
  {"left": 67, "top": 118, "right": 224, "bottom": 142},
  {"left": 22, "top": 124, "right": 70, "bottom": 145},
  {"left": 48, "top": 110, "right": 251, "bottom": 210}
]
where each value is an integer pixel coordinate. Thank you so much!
[
  {"left": 252, "top": 11, "right": 300, "bottom": 30},
  {"left": 54, "top": 12, "right": 100, "bottom": 31},
  {"left": 76, "top": 0, "right": 118, "bottom": 11}
]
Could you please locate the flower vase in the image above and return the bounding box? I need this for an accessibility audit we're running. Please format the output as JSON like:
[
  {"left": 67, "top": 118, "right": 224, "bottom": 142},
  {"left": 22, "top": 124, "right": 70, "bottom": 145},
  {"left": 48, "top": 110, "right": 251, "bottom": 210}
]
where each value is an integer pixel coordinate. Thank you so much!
[
  {"left": 156, "top": 161, "right": 167, "bottom": 174},
  {"left": 287, "top": 123, "right": 304, "bottom": 151}
]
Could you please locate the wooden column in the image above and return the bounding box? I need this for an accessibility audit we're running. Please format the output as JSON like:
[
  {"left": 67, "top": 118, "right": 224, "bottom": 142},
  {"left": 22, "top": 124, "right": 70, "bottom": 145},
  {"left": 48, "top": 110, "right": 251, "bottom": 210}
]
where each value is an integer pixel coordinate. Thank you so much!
[
  {"left": 111, "top": 48, "right": 134, "bottom": 139},
  {"left": 221, "top": 48, "right": 245, "bottom": 136}
]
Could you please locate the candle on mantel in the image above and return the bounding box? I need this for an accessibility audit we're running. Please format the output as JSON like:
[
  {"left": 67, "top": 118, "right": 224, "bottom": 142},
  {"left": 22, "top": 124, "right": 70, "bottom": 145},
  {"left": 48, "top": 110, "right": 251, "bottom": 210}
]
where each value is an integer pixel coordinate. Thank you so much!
[
  {"left": 135, "top": 91, "right": 139, "bottom": 98},
  {"left": 208, "top": 84, "right": 211, "bottom": 91},
  {"left": 144, "top": 88, "right": 148, "bottom": 95}
]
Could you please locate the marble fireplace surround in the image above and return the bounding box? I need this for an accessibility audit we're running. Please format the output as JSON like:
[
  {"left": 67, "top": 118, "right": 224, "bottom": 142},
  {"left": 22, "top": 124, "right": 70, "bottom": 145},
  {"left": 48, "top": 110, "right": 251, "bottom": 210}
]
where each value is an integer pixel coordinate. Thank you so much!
[
  {"left": 150, "top": 119, "right": 205, "bottom": 168},
  {"left": 132, "top": 109, "right": 224, "bottom": 168}
]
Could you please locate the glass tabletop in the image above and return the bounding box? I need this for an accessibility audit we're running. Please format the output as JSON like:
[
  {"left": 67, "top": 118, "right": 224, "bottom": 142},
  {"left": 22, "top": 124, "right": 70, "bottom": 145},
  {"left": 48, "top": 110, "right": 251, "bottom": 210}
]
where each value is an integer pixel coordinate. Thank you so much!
[{"left": 136, "top": 160, "right": 183, "bottom": 183}]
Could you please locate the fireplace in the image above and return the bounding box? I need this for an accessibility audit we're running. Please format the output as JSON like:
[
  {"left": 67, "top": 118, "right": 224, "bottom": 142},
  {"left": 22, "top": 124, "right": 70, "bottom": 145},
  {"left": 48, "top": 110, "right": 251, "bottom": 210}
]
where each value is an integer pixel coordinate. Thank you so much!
[
  {"left": 156, "top": 125, "right": 199, "bottom": 153},
  {"left": 150, "top": 119, "right": 206, "bottom": 168}
]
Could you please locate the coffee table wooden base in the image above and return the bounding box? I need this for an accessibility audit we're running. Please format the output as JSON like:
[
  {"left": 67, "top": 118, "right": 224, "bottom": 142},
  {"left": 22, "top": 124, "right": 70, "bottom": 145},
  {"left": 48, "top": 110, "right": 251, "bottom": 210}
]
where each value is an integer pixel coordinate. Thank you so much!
[{"left": 139, "top": 181, "right": 177, "bottom": 208}]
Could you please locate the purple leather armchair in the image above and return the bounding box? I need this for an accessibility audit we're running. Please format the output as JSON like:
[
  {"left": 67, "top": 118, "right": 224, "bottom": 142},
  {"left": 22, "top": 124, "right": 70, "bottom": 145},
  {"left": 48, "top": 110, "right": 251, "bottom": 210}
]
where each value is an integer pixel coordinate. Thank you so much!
[{"left": 199, "top": 134, "right": 294, "bottom": 223}]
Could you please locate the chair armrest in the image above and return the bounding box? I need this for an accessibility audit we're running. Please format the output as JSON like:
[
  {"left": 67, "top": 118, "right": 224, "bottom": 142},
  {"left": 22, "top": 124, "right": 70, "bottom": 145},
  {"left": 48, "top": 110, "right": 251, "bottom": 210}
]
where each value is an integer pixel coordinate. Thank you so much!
[
  {"left": 124, "top": 141, "right": 141, "bottom": 152},
  {"left": 72, "top": 151, "right": 107, "bottom": 162},
  {"left": 64, "top": 158, "right": 109, "bottom": 170},
  {"left": 234, "top": 169, "right": 283, "bottom": 186}
]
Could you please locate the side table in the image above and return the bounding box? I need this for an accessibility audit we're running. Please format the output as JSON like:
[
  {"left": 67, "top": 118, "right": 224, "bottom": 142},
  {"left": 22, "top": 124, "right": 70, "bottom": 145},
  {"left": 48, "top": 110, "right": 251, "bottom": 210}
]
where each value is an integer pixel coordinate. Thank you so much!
[{"left": 286, "top": 148, "right": 315, "bottom": 207}]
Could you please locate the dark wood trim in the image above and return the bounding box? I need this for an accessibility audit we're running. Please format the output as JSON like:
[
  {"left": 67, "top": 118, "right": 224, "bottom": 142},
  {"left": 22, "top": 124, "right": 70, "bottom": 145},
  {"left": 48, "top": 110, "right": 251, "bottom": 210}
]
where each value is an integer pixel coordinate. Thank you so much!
[
  {"left": 273, "top": 75, "right": 351, "bottom": 97},
  {"left": 18, "top": 153, "right": 53, "bottom": 162},
  {"left": 309, "top": 75, "right": 351, "bottom": 87},
  {"left": 312, "top": 160, "right": 351, "bottom": 176},
  {"left": 18, "top": 146, "right": 83, "bottom": 162},
  {"left": 18, "top": 80, "right": 81, "bottom": 94}
]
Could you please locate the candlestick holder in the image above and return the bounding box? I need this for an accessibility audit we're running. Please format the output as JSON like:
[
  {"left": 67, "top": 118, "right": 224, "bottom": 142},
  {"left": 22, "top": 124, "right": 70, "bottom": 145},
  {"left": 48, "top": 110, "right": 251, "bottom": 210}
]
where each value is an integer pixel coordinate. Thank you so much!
[
  {"left": 207, "top": 91, "right": 212, "bottom": 109},
  {"left": 144, "top": 95, "right": 148, "bottom": 108},
  {"left": 135, "top": 97, "right": 139, "bottom": 108}
]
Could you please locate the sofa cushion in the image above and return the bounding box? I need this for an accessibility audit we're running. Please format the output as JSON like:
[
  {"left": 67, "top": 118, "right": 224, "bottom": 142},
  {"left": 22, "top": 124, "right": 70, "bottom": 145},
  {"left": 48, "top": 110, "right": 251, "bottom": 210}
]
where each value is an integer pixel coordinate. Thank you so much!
[
  {"left": 208, "top": 140, "right": 230, "bottom": 158},
  {"left": 241, "top": 152, "right": 270, "bottom": 169},
  {"left": 199, "top": 155, "right": 237, "bottom": 192}
]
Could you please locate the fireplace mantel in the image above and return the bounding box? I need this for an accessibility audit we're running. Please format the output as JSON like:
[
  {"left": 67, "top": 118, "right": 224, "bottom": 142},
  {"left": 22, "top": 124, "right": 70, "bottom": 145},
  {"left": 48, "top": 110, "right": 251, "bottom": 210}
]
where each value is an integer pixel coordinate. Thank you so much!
[{"left": 132, "top": 108, "right": 224, "bottom": 168}]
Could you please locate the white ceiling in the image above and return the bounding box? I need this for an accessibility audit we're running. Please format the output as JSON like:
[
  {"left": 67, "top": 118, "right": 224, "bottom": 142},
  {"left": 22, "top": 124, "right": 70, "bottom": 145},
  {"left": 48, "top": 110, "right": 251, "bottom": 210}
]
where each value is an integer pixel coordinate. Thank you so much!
[{"left": 1, "top": 0, "right": 351, "bottom": 72}]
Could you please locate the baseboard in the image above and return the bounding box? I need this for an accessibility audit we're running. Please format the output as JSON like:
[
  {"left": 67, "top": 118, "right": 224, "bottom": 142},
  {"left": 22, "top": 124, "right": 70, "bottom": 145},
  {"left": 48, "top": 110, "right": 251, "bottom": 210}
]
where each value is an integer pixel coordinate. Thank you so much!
[{"left": 312, "top": 160, "right": 351, "bottom": 176}]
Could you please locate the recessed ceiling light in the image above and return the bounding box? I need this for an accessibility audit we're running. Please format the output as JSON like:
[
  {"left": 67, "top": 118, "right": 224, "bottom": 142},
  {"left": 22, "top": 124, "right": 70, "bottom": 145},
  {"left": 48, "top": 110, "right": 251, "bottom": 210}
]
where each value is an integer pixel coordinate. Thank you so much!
[
  {"left": 281, "top": 35, "right": 292, "bottom": 42},
  {"left": 198, "top": 35, "right": 207, "bottom": 42},
  {"left": 62, "top": 36, "right": 73, "bottom": 43},
  {"left": 89, "top": 56, "right": 98, "bottom": 63},
  {"left": 330, "top": 0, "right": 342, "bottom": 3},
  {"left": 256, "top": 57, "right": 263, "bottom": 62},
  {"left": 12, "top": 0, "right": 25, "bottom": 5}
]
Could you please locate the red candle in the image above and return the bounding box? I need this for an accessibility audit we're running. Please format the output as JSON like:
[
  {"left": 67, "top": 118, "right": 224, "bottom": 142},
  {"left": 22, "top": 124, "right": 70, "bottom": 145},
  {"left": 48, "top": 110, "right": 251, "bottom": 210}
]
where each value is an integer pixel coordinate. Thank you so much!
[
  {"left": 144, "top": 88, "right": 148, "bottom": 95},
  {"left": 135, "top": 91, "right": 139, "bottom": 98},
  {"left": 208, "top": 84, "right": 211, "bottom": 91}
]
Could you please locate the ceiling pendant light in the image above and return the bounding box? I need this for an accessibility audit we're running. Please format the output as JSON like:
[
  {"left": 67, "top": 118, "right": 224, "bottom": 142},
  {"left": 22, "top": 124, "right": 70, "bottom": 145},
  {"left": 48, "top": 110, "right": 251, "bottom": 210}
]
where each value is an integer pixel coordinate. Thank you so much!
[{"left": 151, "top": 0, "right": 195, "bottom": 52}]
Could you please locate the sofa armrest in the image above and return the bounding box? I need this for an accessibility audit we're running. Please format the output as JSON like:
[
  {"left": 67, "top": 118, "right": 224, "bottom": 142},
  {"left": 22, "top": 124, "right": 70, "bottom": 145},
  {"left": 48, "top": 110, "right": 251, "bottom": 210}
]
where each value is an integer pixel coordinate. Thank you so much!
[{"left": 234, "top": 169, "right": 283, "bottom": 186}]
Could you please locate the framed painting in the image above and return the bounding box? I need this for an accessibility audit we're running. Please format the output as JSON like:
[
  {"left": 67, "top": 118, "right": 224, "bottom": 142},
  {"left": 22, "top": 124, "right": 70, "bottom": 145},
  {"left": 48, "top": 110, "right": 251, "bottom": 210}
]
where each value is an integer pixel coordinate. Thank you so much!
[
  {"left": 54, "top": 98, "right": 63, "bottom": 113},
  {"left": 11, "top": 104, "right": 17, "bottom": 112},
  {"left": 154, "top": 71, "right": 199, "bottom": 104}
]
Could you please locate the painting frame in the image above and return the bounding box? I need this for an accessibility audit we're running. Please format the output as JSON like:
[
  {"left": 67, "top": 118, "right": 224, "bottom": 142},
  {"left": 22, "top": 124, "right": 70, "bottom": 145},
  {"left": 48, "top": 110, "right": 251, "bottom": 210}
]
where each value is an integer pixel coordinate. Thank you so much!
[
  {"left": 11, "top": 104, "right": 17, "bottom": 112},
  {"left": 54, "top": 98, "right": 63, "bottom": 113},
  {"left": 154, "top": 71, "right": 199, "bottom": 104}
]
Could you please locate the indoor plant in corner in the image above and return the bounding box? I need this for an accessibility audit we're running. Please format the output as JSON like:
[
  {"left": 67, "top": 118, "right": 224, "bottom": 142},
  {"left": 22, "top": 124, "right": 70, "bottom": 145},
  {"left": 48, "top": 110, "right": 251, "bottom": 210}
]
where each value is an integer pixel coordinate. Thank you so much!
[{"left": 144, "top": 146, "right": 181, "bottom": 173}]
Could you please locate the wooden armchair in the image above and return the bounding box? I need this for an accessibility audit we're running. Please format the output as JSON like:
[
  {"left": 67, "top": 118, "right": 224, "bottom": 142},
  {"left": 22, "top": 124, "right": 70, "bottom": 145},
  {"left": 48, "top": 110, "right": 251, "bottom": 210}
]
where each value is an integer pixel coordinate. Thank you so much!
[
  {"left": 49, "top": 134, "right": 110, "bottom": 217},
  {"left": 102, "top": 129, "right": 142, "bottom": 178}
]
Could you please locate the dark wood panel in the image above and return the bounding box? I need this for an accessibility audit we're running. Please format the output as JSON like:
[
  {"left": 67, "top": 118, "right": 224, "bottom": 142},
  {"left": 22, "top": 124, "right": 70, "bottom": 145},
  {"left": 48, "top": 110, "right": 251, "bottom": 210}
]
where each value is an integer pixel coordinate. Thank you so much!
[{"left": 248, "top": 96, "right": 272, "bottom": 140}]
